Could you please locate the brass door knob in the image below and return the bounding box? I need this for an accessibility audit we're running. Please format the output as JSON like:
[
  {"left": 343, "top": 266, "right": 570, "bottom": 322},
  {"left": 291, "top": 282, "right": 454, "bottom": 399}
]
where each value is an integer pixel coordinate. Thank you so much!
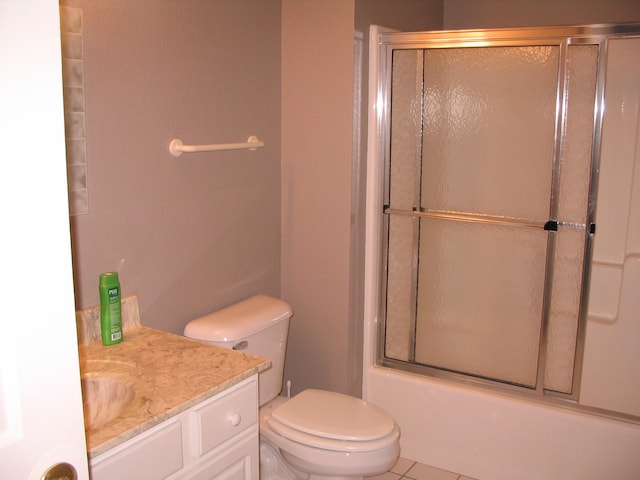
[{"left": 41, "top": 462, "right": 77, "bottom": 480}]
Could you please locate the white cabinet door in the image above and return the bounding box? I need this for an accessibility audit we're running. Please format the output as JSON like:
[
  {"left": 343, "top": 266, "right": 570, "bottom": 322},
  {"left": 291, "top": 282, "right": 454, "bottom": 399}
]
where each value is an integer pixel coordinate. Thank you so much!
[{"left": 0, "top": 1, "right": 89, "bottom": 479}]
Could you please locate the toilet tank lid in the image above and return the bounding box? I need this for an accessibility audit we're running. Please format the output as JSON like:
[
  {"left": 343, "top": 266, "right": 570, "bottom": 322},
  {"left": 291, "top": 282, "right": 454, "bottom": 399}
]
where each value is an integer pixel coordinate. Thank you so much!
[{"left": 184, "top": 295, "right": 292, "bottom": 342}]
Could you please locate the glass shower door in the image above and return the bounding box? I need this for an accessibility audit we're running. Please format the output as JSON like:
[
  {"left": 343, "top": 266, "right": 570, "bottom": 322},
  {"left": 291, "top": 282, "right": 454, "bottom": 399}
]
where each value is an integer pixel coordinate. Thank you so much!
[
  {"left": 383, "top": 41, "right": 597, "bottom": 393},
  {"left": 416, "top": 46, "right": 557, "bottom": 388}
]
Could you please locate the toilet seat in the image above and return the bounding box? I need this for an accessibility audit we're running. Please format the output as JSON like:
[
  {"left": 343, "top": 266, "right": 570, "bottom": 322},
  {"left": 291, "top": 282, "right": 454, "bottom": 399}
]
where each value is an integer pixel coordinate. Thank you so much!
[{"left": 267, "top": 389, "right": 399, "bottom": 452}]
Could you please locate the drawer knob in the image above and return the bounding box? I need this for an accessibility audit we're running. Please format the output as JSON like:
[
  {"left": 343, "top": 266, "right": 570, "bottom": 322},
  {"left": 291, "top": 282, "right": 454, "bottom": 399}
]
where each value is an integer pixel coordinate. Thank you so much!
[{"left": 227, "top": 413, "right": 242, "bottom": 426}]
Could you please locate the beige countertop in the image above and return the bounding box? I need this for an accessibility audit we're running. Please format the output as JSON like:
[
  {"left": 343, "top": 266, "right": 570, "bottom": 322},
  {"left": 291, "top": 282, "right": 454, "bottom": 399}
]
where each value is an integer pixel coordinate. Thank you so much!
[{"left": 79, "top": 325, "right": 270, "bottom": 457}]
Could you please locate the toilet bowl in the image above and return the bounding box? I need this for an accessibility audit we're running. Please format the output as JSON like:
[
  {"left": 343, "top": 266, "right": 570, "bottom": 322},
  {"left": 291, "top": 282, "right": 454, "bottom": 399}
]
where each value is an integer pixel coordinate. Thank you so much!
[
  {"left": 184, "top": 295, "right": 401, "bottom": 479},
  {"left": 259, "top": 391, "right": 400, "bottom": 480}
]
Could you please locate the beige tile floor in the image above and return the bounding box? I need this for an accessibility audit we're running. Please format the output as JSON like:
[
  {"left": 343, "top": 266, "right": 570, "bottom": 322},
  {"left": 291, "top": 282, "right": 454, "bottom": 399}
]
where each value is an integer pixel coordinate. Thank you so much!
[{"left": 366, "top": 457, "right": 478, "bottom": 480}]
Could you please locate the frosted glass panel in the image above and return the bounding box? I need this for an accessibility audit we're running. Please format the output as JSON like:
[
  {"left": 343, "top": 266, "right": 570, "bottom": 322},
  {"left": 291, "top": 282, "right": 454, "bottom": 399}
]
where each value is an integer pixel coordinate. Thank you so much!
[
  {"left": 415, "top": 219, "right": 548, "bottom": 387},
  {"left": 390, "top": 50, "right": 423, "bottom": 210},
  {"left": 544, "top": 227, "right": 586, "bottom": 393},
  {"left": 558, "top": 46, "right": 598, "bottom": 224},
  {"left": 384, "top": 215, "right": 418, "bottom": 361},
  {"left": 421, "top": 46, "right": 558, "bottom": 221}
]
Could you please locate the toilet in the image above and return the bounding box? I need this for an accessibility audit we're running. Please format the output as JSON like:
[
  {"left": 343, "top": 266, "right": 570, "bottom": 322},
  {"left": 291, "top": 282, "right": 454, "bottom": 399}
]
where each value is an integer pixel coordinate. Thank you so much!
[{"left": 184, "top": 295, "right": 400, "bottom": 480}]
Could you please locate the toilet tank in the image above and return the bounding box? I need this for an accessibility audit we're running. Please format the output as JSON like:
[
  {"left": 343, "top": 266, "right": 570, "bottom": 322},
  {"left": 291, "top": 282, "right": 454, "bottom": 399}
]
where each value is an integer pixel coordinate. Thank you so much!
[{"left": 183, "top": 295, "right": 292, "bottom": 406}]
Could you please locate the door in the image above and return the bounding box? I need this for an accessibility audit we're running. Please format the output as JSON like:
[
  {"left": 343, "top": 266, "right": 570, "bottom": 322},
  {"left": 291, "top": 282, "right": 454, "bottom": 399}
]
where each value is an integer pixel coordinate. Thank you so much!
[
  {"left": 0, "top": 1, "right": 89, "bottom": 479},
  {"left": 380, "top": 27, "right": 600, "bottom": 398}
]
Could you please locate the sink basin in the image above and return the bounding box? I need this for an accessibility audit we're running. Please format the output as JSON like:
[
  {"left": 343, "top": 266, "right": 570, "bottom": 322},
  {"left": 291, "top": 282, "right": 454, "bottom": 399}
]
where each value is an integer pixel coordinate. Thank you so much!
[{"left": 81, "top": 375, "right": 135, "bottom": 430}]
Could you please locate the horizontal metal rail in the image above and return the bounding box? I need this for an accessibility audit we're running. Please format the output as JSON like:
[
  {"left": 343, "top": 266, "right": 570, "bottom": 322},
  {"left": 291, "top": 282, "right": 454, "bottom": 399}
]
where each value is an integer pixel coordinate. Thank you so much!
[{"left": 384, "top": 207, "right": 586, "bottom": 230}]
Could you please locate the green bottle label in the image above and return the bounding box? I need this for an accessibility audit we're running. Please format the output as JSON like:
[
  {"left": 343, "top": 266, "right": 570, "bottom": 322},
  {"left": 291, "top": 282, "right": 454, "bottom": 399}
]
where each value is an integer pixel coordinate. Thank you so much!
[{"left": 108, "top": 286, "right": 122, "bottom": 342}]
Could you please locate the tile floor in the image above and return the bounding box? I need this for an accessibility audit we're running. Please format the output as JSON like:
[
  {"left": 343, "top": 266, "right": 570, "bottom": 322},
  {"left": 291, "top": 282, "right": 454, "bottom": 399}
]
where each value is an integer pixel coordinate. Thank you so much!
[{"left": 366, "top": 457, "right": 478, "bottom": 480}]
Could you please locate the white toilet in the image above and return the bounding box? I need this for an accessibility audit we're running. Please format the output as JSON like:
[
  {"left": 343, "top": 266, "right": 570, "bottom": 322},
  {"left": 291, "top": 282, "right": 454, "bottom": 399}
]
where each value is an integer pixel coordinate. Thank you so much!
[{"left": 184, "top": 295, "right": 400, "bottom": 480}]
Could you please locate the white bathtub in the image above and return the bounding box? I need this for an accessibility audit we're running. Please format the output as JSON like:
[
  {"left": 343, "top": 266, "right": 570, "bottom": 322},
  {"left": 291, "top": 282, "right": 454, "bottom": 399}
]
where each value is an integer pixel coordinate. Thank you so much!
[{"left": 363, "top": 365, "right": 640, "bottom": 479}]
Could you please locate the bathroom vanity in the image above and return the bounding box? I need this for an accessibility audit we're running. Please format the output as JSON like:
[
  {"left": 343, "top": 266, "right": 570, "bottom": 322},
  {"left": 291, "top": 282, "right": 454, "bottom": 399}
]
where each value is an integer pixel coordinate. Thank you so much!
[
  {"left": 88, "top": 375, "right": 259, "bottom": 480},
  {"left": 77, "top": 296, "right": 270, "bottom": 480}
]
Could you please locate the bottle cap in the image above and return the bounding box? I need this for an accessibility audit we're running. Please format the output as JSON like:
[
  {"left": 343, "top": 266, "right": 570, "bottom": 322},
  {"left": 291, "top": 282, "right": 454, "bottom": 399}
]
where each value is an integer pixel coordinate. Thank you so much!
[{"left": 99, "top": 272, "right": 119, "bottom": 287}]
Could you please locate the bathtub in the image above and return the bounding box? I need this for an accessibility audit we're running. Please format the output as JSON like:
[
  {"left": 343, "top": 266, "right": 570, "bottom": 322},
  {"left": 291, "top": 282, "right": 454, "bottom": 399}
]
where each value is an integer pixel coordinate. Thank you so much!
[{"left": 363, "top": 364, "right": 640, "bottom": 479}]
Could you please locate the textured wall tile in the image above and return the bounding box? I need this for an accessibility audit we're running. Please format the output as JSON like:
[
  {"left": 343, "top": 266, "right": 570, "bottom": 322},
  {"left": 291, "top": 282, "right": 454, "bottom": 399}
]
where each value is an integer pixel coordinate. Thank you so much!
[
  {"left": 63, "top": 86, "right": 85, "bottom": 113},
  {"left": 66, "top": 139, "right": 86, "bottom": 165},
  {"left": 60, "top": 6, "right": 82, "bottom": 34},
  {"left": 61, "top": 32, "right": 83, "bottom": 59}
]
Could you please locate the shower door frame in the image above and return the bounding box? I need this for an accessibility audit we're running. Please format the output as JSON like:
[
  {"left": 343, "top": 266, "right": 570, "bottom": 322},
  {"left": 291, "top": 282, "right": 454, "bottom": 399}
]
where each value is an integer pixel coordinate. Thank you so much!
[{"left": 370, "top": 23, "right": 640, "bottom": 405}]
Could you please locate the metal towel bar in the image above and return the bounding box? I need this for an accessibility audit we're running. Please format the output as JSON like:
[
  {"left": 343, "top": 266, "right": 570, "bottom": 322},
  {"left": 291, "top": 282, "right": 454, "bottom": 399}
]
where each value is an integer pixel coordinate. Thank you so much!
[{"left": 384, "top": 207, "right": 586, "bottom": 230}]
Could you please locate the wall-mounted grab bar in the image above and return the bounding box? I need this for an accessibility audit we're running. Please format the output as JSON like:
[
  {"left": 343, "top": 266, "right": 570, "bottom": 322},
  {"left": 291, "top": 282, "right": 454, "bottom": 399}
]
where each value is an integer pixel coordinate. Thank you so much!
[{"left": 169, "top": 135, "right": 264, "bottom": 156}]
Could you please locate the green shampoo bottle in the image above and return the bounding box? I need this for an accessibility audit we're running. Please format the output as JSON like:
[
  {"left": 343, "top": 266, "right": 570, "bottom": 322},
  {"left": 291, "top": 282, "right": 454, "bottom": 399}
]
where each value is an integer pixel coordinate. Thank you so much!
[{"left": 99, "top": 272, "right": 123, "bottom": 345}]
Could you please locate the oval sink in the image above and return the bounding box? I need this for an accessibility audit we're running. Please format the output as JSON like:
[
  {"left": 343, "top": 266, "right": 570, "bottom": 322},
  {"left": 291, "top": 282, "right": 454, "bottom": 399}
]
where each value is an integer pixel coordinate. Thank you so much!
[{"left": 81, "top": 375, "right": 135, "bottom": 430}]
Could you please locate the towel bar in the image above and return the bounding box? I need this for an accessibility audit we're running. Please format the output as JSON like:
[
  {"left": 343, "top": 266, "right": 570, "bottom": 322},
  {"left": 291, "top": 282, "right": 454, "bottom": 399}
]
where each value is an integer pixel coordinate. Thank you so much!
[{"left": 169, "top": 136, "right": 264, "bottom": 156}]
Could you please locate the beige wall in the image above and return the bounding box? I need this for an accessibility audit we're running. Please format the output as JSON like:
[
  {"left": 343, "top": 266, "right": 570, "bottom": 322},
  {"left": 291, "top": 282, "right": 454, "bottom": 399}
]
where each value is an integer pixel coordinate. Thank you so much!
[
  {"left": 281, "top": 0, "right": 442, "bottom": 397},
  {"left": 65, "top": 0, "right": 282, "bottom": 334},
  {"left": 444, "top": 0, "right": 640, "bottom": 29},
  {"left": 281, "top": 0, "right": 357, "bottom": 396}
]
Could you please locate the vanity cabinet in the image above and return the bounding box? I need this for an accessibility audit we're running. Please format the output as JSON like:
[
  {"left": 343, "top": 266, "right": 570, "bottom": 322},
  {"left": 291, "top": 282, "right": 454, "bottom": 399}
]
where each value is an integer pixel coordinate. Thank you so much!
[{"left": 89, "top": 375, "right": 259, "bottom": 480}]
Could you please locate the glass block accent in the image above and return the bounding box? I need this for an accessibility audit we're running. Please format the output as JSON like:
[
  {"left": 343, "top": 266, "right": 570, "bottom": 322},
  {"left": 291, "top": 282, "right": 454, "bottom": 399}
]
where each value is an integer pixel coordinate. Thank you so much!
[{"left": 60, "top": 6, "right": 88, "bottom": 216}]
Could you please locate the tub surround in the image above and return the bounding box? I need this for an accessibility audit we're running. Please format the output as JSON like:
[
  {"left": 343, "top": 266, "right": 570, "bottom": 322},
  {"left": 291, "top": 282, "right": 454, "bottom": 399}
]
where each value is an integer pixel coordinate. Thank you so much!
[{"left": 76, "top": 296, "right": 270, "bottom": 457}]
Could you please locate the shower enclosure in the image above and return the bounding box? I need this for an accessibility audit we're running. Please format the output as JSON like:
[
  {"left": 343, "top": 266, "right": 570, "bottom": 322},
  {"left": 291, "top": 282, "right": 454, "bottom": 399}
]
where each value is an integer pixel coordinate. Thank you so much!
[{"left": 368, "top": 22, "right": 640, "bottom": 424}]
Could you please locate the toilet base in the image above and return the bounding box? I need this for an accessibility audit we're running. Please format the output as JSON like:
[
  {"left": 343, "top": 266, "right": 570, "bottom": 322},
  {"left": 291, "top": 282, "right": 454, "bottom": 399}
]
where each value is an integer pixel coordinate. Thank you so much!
[
  {"left": 259, "top": 441, "right": 299, "bottom": 480},
  {"left": 259, "top": 438, "right": 366, "bottom": 480}
]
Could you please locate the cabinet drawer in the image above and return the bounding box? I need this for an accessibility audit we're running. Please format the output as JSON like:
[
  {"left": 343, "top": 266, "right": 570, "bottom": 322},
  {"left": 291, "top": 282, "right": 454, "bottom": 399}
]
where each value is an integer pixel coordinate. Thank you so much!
[
  {"left": 90, "top": 419, "right": 183, "bottom": 480},
  {"left": 194, "top": 378, "right": 257, "bottom": 456}
]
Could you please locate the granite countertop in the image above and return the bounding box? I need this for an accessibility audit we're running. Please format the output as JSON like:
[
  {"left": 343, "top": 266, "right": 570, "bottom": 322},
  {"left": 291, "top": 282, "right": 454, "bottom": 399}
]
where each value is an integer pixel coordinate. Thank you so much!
[{"left": 77, "top": 298, "right": 270, "bottom": 457}]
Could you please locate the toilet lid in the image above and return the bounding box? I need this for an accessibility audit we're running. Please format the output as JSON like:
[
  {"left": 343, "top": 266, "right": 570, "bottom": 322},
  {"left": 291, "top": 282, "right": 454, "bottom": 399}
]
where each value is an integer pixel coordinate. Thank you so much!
[{"left": 269, "top": 389, "right": 396, "bottom": 442}]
